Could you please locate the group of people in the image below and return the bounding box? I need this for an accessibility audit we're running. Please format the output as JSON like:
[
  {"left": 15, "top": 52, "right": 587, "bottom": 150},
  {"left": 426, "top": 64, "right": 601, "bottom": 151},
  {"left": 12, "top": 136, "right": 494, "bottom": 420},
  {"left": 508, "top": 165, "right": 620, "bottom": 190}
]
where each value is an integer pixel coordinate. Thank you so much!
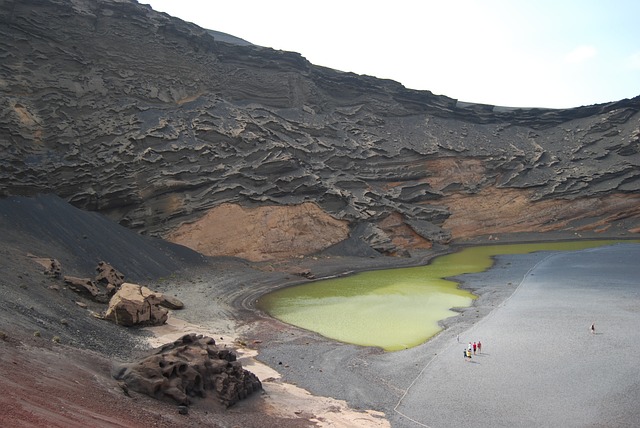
[{"left": 463, "top": 341, "right": 481, "bottom": 360}]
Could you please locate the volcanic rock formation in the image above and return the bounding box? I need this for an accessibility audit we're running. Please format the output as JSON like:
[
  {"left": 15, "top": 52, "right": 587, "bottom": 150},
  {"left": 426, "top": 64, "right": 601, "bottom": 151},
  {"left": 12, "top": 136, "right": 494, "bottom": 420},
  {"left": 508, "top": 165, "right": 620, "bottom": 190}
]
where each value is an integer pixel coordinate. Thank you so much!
[
  {"left": 1, "top": 0, "right": 639, "bottom": 261},
  {"left": 113, "top": 333, "right": 262, "bottom": 407},
  {"left": 95, "top": 261, "right": 125, "bottom": 291}
]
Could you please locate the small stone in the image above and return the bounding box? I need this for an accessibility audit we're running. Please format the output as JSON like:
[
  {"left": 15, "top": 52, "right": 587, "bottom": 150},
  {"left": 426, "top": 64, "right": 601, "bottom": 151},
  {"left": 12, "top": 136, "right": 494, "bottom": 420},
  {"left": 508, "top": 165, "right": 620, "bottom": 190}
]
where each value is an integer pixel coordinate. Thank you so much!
[{"left": 158, "top": 293, "right": 184, "bottom": 310}]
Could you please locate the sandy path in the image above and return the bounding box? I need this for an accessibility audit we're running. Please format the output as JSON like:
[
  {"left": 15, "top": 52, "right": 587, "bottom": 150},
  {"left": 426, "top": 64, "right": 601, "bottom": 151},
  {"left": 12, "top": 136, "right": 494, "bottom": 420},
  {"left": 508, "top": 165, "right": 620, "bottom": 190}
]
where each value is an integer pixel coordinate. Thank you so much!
[{"left": 393, "top": 243, "right": 640, "bottom": 427}]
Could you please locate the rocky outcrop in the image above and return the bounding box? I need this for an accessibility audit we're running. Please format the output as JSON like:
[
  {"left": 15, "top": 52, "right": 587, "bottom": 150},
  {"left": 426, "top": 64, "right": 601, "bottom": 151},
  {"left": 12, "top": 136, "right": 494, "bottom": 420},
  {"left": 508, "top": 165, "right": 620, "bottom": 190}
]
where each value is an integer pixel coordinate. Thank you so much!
[
  {"left": 104, "top": 282, "right": 171, "bottom": 326},
  {"left": 30, "top": 256, "right": 62, "bottom": 278},
  {"left": 63, "top": 262, "right": 129, "bottom": 302},
  {"left": 113, "top": 333, "right": 262, "bottom": 407},
  {"left": 1, "top": 0, "right": 639, "bottom": 260},
  {"left": 64, "top": 275, "right": 110, "bottom": 303},
  {"left": 95, "top": 261, "right": 125, "bottom": 293}
]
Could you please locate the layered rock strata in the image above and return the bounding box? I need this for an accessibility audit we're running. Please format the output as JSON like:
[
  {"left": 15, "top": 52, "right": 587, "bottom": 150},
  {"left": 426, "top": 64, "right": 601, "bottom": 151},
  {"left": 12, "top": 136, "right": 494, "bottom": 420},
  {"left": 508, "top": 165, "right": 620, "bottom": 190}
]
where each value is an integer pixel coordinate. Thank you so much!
[{"left": 1, "top": 0, "right": 639, "bottom": 260}]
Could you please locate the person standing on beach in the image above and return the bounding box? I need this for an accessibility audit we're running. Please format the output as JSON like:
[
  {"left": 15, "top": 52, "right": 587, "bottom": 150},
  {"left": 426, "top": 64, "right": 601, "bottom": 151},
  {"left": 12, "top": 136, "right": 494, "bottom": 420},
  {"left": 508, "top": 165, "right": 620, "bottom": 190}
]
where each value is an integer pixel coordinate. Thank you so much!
[
  {"left": 590, "top": 323, "right": 595, "bottom": 334},
  {"left": 477, "top": 340, "right": 482, "bottom": 353},
  {"left": 473, "top": 342, "right": 477, "bottom": 355}
]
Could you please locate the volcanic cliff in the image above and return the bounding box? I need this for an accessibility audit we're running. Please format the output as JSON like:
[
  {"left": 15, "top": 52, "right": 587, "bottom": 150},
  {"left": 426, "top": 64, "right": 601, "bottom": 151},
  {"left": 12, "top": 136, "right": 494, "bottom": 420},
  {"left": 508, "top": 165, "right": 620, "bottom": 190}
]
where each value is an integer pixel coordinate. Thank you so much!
[{"left": 2, "top": 0, "right": 639, "bottom": 261}]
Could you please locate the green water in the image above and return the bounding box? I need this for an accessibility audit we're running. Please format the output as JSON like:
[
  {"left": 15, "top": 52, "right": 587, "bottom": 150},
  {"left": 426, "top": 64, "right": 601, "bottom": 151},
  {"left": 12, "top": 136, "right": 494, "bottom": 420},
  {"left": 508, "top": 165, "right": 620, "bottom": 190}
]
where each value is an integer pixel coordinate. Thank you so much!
[{"left": 258, "top": 240, "right": 637, "bottom": 351}]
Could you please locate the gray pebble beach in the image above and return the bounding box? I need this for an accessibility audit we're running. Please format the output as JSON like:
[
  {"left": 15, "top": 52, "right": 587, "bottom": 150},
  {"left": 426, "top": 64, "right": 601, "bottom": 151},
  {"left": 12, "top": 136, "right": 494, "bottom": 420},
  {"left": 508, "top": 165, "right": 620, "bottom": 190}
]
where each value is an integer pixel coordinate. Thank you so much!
[
  {"left": 393, "top": 243, "right": 640, "bottom": 427},
  {"left": 154, "top": 242, "right": 640, "bottom": 427}
]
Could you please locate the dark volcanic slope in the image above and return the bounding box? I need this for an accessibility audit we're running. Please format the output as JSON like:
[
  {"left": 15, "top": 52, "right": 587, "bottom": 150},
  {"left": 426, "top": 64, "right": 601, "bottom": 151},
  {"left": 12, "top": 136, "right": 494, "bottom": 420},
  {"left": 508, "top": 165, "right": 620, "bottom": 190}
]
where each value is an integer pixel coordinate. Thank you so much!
[
  {"left": 1, "top": 0, "right": 639, "bottom": 259},
  {"left": 0, "top": 194, "right": 205, "bottom": 354},
  {"left": 0, "top": 194, "right": 205, "bottom": 280}
]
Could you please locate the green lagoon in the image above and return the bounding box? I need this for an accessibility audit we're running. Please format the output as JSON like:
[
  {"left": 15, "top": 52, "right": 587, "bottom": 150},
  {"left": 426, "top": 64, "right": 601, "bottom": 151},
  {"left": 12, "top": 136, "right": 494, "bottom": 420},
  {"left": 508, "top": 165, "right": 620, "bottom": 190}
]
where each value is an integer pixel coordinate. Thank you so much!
[{"left": 258, "top": 240, "right": 637, "bottom": 351}]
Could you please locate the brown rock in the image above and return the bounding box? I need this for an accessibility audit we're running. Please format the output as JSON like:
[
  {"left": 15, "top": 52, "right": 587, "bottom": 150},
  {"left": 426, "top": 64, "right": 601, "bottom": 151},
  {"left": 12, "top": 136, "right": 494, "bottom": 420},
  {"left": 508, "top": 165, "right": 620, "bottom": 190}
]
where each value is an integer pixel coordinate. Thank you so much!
[
  {"left": 95, "top": 261, "right": 125, "bottom": 291},
  {"left": 158, "top": 294, "right": 184, "bottom": 310},
  {"left": 63, "top": 276, "right": 109, "bottom": 303},
  {"left": 106, "top": 283, "right": 117, "bottom": 295},
  {"left": 113, "top": 334, "right": 261, "bottom": 407},
  {"left": 45, "top": 258, "right": 62, "bottom": 278},
  {"left": 166, "top": 202, "right": 349, "bottom": 262},
  {"left": 30, "top": 256, "right": 62, "bottom": 278},
  {"left": 292, "top": 268, "right": 315, "bottom": 279},
  {"left": 104, "top": 283, "right": 168, "bottom": 326}
]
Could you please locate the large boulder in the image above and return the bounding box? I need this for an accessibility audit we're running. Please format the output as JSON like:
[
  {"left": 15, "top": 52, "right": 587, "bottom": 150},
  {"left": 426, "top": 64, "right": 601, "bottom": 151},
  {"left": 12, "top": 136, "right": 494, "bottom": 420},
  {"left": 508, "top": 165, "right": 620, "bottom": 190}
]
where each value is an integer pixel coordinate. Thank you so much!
[
  {"left": 113, "top": 334, "right": 262, "bottom": 407},
  {"left": 104, "top": 283, "right": 169, "bottom": 326}
]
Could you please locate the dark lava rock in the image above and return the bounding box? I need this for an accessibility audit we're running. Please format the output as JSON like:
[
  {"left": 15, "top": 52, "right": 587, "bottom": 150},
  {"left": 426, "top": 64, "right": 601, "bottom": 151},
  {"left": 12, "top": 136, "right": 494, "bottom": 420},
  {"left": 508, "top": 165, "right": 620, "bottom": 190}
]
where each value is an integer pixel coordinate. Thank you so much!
[{"left": 113, "top": 334, "right": 262, "bottom": 407}]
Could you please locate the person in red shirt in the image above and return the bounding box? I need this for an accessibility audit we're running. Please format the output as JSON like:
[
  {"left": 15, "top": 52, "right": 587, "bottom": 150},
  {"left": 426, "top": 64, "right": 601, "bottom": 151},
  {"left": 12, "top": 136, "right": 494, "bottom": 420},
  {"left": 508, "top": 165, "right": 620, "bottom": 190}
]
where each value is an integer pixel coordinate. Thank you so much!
[{"left": 473, "top": 342, "right": 477, "bottom": 354}]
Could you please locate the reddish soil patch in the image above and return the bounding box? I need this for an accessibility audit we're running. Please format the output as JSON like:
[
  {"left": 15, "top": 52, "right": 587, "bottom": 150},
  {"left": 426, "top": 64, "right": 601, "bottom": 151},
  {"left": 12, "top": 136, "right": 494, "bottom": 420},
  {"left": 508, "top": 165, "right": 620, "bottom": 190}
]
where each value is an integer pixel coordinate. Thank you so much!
[{"left": 0, "top": 332, "right": 310, "bottom": 428}]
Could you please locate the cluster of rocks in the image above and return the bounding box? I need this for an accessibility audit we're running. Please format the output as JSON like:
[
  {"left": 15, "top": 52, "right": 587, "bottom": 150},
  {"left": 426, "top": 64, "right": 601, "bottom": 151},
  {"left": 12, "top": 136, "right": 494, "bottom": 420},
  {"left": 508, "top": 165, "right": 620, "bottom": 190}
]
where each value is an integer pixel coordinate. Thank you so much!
[
  {"left": 38, "top": 258, "right": 183, "bottom": 327},
  {"left": 113, "top": 333, "right": 262, "bottom": 407},
  {"left": 62, "top": 261, "right": 126, "bottom": 303},
  {"left": 32, "top": 256, "right": 262, "bottom": 408}
]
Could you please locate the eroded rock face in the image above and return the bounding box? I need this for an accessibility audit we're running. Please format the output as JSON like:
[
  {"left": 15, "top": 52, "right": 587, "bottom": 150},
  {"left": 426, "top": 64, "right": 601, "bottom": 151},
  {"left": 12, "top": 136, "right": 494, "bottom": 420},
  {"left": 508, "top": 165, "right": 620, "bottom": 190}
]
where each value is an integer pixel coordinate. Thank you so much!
[
  {"left": 167, "top": 202, "right": 349, "bottom": 261},
  {"left": 1, "top": 0, "right": 639, "bottom": 260},
  {"left": 95, "top": 262, "right": 125, "bottom": 290},
  {"left": 113, "top": 334, "right": 262, "bottom": 407}
]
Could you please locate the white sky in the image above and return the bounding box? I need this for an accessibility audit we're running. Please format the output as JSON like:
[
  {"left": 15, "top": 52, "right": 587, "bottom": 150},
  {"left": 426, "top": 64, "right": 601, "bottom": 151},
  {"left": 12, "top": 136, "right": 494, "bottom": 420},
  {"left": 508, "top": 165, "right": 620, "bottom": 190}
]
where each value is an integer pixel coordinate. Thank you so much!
[{"left": 141, "top": 0, "right": 640, "bottom": 108}]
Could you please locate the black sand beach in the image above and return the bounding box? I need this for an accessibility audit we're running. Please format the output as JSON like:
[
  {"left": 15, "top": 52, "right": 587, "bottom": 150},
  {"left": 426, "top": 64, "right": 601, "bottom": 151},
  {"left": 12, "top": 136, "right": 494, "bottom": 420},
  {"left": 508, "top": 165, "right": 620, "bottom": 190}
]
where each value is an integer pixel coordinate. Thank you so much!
[
  {"left": 394, "top": 243, "right": 640, "bottom": 427},
  {"left": 153, "top": 241, "right": 640, "bottom": 427}
]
